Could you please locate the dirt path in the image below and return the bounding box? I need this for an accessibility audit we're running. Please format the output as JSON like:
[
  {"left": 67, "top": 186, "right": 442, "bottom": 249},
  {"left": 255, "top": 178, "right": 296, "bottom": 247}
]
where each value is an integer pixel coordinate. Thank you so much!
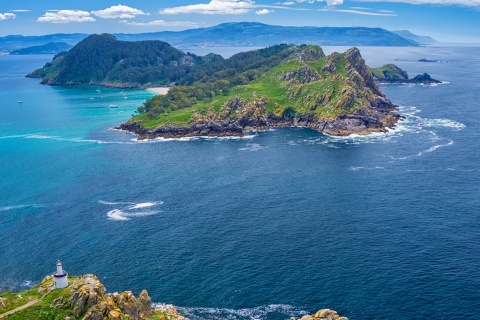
[{"left": 0, "top": 289, "right": 52, "bottom": 319}]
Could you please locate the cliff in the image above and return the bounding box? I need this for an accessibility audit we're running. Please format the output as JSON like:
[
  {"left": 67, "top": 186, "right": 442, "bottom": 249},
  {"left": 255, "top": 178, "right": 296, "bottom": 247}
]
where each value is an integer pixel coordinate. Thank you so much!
[
  {"left": 0, "top": 275, "right": 348, "bottom": 320},
  {"left": 119, "top": 47, "right": 400, "bottom": 138},
  {"left": 370, "top": 64, "right": 441, "bottom": 84},
  {"left": 0, "top": 274, "right": 186, "bottom": 320}
]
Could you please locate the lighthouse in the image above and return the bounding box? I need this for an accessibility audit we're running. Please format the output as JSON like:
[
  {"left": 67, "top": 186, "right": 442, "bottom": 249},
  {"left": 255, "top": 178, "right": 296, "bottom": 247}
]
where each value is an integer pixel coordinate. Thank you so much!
[{"left": 53, "top": 260, "right": 68, "bottom": 288}]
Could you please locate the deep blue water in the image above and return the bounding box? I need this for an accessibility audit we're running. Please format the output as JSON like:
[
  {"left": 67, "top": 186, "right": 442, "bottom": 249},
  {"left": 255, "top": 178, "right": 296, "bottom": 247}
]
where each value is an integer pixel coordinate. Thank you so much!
[{"left": 1, "top": 47, "right": 479, "bottom": 319}]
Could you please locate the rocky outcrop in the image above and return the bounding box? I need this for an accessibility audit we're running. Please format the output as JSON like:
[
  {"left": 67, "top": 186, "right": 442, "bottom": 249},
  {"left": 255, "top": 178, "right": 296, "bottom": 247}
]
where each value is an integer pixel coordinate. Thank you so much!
[
  {"left": 280, "top": 65, "right": 321, "bottom": 84},
  {"left": 409, "top": 73, "right": 442, "bottom": 84},
  {"left": 34, "top": 274, "right": 157, "bottom": 320},
  {"left": 292, "top": 309, "right": 348, "bottom": 320},
  {"left": 371, "top": 64, "right": 441, "bottom": 84},
  {"left": 0, "top": 297, "right": 7, "bottom": 309}
]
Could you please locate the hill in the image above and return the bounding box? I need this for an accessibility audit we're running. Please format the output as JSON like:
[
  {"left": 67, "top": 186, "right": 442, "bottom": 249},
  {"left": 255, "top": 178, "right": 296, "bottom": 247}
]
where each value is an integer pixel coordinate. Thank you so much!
[
  {"left": 117, "top": 22, "right": 419, "bottom": 47},
  {"left": 1, "top": 23, "right": 419, "bottom": 52},
  {"left": 9, "top": 42, "right": 72, "bottom": 55},
  {"left": 393, "top": 30, "right": 438, "bottom": 45},
  {"left": 27, "top": 34, "right": 225, "bottom": 88},
  {"left": 119, "top": 46, "right": 400, "bottom": 138}
]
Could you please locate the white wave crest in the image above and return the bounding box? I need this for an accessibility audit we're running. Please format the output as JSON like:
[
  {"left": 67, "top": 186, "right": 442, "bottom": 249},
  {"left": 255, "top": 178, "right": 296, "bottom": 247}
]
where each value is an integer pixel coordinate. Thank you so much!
[
  {"left": 167, "top": 304, "right": 310, "bottom": 320},
  {"left": 238, "top": 143, "right": 265, "bottom": 151},
  {"left": 101, "top": 200, "right": 163, "bottom": 221},
  {"left": 133, "top": 134, "right": 256, "bottom": 143},
  {"left": 0, "top": 204, "right": 45, "bottom": 212},
  {"left": 126, "top": 201, "right": 163, "bottom": 210},
  {"left": 106, "top": 209, "right": 159, "bottom": 221}
]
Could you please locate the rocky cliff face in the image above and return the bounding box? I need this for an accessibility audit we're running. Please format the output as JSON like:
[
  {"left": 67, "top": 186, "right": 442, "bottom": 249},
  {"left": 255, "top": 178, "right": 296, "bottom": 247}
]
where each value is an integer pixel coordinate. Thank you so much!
[{"left": 31, "top": 274, "right": 183, "bottom": 320}]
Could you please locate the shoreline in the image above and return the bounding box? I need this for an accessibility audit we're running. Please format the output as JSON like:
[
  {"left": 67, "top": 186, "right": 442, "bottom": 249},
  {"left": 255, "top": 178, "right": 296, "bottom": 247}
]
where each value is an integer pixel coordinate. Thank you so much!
[{"left": 146, "top": 87, "right": 170, "bottom": 95}]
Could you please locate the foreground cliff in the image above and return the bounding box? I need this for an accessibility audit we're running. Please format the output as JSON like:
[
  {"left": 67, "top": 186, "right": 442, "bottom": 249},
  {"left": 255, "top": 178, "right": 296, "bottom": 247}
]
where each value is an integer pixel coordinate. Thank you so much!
[
  {"left": 0, "top": 275, "right": 186, "bottom": 320},
  {"left": 120, "top": 46, "right": 400, "bottom": 138},
  {"left": 0, "top": 275, "right": 348, "bottom": 320}
]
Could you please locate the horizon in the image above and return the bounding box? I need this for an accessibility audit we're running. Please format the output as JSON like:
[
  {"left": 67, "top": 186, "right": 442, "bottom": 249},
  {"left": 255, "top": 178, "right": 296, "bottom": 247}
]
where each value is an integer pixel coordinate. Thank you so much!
[{"left": 0, "top": 1, "right": 479, "bottom": 43}]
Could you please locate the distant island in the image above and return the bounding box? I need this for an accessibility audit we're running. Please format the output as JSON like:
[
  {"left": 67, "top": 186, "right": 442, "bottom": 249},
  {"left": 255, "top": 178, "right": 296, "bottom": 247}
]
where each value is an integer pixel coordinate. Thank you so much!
[
  {"left": 9, "top": 42, "right": 72, "bottom": 55},
  {"left": 29, "top": 34, "right": 404, "bottom": 138},
  {"left": 370, "top": 64, "right": 442, "bottom": 84},
  {"left": 0, "top": 273, "right": 348, "bottom": 319},
  {"left": 1, "top": 22, "right": 424, "bottom": 53}
]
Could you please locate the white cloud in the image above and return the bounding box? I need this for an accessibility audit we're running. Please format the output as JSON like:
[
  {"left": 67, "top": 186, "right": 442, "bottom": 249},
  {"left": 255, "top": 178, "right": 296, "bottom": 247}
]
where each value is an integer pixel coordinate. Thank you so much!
[
  {"left": 296, "top": 0, "right": 344, "bottom": 6},
  {"left": 320, "top": 8, "right": 397, "bottom": 15},
  {"left": 121, "top": 19, "right": 199, "bottom": 27},
  {"left": 161, "top": 0, "right": 255, "bottom": 15},
  {"left": 256, "top": 9, "right": 274, "bottom": 14},
  {"left": 360, "top": 0, "right": 480, "bottom": 6},
  {"left": 274, "top": 1, "right": 295, "bottom": 4},
  {"left": 0, "top": 13, "right": 16, "bottom": 20},
  {"left": 10, "top": 9, "right": 30, "bottom": 13},
  {"left": 92, "top": 5, "right": 146, "bottom": 19},
  {"left": 37, "top": 10, "right": 95, "bottom": 23}
]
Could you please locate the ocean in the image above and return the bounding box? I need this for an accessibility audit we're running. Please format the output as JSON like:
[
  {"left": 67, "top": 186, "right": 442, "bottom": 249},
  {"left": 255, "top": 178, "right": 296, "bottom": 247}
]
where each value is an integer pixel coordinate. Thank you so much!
[{"left": 0, "top": 46, "right": 479, "bottom": 319}]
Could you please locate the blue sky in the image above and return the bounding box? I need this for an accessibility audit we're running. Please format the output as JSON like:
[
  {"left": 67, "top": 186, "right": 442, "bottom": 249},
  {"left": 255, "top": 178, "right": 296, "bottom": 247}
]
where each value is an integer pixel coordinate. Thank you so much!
[{"left": 0, "top": 0, "right": 479, "bottom": 43}]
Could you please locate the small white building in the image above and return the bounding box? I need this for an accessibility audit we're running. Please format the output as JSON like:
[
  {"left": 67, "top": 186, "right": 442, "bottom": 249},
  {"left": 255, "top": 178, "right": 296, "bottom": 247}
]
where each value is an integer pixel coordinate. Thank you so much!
[{"left": 53, "top": 260, "right": 68, "bottom": 288}]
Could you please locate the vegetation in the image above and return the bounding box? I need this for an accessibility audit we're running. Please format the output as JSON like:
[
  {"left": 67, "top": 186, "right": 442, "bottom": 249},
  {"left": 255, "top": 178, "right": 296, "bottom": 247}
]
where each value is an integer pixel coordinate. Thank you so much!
[
  {"left": 130, "top": 46, "right": 380, "bottom": 129},
  {"left": 370, "top": 64, "right": 409, "bottom": 81}
]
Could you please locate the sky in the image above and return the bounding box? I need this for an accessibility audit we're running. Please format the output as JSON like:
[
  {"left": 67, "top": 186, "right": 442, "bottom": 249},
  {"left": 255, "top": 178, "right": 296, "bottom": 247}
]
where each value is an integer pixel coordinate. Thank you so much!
[{"left": 0, "top": 0, "right": 479, "bottom": 43}]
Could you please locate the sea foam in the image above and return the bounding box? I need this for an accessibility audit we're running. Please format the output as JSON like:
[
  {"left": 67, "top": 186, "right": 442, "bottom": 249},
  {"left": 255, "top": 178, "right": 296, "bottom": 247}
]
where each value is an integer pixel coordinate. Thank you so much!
[{"left": 100, "top": 200, "right": 163, "bottom": 221}]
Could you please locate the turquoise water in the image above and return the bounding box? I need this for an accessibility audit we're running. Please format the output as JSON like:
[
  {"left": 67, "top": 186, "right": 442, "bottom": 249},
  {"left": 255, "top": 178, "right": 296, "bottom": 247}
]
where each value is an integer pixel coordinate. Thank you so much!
[{"left": 1, "top": 48, "right": 479, "bottom": 319}]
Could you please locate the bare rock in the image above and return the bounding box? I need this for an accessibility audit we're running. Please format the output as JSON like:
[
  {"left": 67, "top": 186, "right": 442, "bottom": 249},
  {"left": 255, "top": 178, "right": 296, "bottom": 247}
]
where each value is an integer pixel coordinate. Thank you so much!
[{"left": 292, "top": 308, "right": 348, "bottom": 320}]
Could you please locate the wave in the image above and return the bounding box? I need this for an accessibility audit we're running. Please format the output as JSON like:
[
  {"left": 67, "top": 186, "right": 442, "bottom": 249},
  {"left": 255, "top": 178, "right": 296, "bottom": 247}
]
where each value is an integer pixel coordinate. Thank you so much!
[
  {"left": 238, "top": 143, "right": 265, "bottom": 151},
  {"left": 134, "top": 134, "right": 256, "bottom": 143},
  {"left": 0, "top": 204, "right": 45, "bottom": 212},
  {"left": 106, "top": 209, "right": 159, "bottom": 221},
  {"left": 349, "top": 166, "right": 385, "bottom": 171},
  {"left": 167, "top": 304, "right": 310, "bottom": 320},
  {"left": 100, "top": 200, "right": 163, "bottom": 221}
]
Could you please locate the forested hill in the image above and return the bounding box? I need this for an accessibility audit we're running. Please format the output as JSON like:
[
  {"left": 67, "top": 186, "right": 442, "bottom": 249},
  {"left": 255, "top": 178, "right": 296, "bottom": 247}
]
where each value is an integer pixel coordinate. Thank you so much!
[
  {"left": 27, "top": 34, "right": 309, "bottom": 88},
  {"left": 26, "top": 34, "right": 216, "bottom": 87}
]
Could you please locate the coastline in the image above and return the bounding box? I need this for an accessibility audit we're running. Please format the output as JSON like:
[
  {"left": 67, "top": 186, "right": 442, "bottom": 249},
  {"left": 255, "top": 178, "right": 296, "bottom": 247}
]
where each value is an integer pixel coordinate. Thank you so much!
[{"left": 146, "top": 87, "right": 170, "bottom": 95}]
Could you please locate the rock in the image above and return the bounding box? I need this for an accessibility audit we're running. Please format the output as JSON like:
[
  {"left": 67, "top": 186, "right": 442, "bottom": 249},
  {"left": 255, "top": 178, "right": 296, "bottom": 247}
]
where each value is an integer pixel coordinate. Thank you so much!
[
  {"left": 409, "top": 72, "right": 442, "bottom": 84},
  {"left": 154, "top": 304, "right": 189, "bottom": 320},
  {"left": 292, "top": 308, "right": 348, "bottom": 320},
  {"left": 371, "top": 64, "right": 441, "bottom": 85},
  {"left": 281, "top": 65, "right": 321, "bottom": 84},
  {"left": 0, "top": 297, "right": 8, "bottom": 308}
]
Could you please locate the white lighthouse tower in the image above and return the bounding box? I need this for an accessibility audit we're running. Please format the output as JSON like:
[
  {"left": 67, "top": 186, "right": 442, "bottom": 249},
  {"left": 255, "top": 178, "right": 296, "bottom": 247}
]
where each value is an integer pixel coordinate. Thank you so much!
[{"left": 53, "top": 260, "right": 68, "bottom": 289}]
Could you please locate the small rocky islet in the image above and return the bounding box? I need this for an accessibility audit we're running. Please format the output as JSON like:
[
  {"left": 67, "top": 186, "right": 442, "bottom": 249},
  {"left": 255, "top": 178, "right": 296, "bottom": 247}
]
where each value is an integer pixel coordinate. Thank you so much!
[{"left": 0, "top": 274, "right": 348, "bottom": 320}]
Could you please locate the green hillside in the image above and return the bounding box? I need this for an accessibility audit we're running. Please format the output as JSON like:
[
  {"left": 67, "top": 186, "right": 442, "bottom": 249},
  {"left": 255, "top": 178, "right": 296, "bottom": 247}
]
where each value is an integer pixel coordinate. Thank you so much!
[{"left": 120, "top": 46, "right": 399, "bottom": 138}]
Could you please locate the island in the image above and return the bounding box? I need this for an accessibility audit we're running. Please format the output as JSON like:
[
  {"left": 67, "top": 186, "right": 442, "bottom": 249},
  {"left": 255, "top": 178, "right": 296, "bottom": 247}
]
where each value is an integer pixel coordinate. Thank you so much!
[
  {"left": 370, "top": 64, "right": 441, "bottom": 84},
  {"left": 29, "top": 34, "right": 402, "bottom": 138},
  {"left": 0, "top": 273, "right": 348, "bottom": 320}
]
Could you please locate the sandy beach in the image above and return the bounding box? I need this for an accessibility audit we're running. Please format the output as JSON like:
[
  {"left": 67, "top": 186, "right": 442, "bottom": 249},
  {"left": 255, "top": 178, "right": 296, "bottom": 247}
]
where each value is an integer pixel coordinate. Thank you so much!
[{"left": 146, "top": 87, "right": 170, "bottom": 95}]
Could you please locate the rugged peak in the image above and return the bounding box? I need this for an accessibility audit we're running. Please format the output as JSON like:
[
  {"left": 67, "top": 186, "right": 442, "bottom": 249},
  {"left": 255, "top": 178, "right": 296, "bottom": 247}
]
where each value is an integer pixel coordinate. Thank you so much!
[{"left": 344, "top": 47, "right": 362, "bottom": 65}]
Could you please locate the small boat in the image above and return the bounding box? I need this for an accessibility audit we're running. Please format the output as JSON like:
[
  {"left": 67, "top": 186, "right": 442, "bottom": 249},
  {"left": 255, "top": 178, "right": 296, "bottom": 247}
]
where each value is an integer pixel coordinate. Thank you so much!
[
  {"left": 96, "top": 89, "right": 101, "bottom": 93},
  {"left": 108, "top": 104, "right": 118, "bottom": 108},
  {"left": 17, "top": 100, "right": 22, "bottom": 103}
]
